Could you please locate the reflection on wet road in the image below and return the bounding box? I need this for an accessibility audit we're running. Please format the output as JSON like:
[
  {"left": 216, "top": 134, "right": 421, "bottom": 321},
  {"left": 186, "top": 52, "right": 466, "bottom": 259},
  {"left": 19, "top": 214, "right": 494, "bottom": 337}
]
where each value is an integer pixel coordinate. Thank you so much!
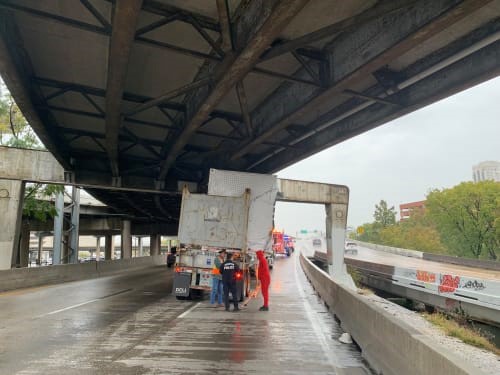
[{"left": 0, "top": 251, "right": 371, "bottom": 374}]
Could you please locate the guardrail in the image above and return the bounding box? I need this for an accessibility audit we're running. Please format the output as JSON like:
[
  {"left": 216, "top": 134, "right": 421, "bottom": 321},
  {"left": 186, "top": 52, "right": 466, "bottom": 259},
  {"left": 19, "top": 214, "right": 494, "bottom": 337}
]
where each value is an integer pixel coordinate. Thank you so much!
[
  {"left": 300, "top": 253, "right": 487, "bottom": 375},
  {"left": 313, "top": 251, "right": 500, "bottom": 326},
  {"left": 353, "top": 240, "right": 500, "bottom": 271},
  {"left": 0, "top": 255, "right": 167, "bottom": 292}
]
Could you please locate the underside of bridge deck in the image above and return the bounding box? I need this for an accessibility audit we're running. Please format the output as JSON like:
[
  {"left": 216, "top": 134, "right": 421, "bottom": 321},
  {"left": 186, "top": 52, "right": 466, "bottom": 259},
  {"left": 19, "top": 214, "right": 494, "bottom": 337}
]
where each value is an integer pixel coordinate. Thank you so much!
[{"left": 1, "top": 0, "right": 499, "bottom": 224}]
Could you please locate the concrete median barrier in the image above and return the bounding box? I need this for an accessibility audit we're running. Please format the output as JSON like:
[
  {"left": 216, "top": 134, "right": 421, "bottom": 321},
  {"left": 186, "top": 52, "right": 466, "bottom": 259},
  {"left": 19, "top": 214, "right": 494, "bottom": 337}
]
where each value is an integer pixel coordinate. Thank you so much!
[
  {"left": 300, "top": 253, "right": 486, "bottom": 375},
  {"left": 0, "top": 255, "right": 167, "bottom": 292}
]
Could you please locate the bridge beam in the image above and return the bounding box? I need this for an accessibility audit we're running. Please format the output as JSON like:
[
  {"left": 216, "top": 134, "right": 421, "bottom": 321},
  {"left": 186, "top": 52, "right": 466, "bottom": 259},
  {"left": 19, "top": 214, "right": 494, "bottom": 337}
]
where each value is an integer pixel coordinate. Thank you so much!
[
  {"left": 157, "top": 0, "right": 311, "bottom": 181},
  {"left": 231, "top": 0, "right": 493, "bottom": 162},
  {"left": 105, "top": 0, "right": 144, "bottom": 177},
  {"left": 254, "top": 23, "right": 500, "bottom": 172}
]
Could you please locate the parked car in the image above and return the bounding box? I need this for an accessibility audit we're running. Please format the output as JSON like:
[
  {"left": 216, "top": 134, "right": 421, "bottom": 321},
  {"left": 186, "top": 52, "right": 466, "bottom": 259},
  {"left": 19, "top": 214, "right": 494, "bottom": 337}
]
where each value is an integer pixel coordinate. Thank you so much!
[
  {"left": 312, "top": 238, "right": 321, "bottom": 247},
  {"left": 344, "top": 242, "right": 358, "bottom": 255}
]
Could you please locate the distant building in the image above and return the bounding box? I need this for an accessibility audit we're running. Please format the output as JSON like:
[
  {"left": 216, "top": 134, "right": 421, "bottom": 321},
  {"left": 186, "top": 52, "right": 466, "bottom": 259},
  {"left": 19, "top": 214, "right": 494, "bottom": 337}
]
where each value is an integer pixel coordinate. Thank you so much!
[
  {"left": 399, "top": 200, "right": 426, "bottom": 221},
  {"left": 472, "top": 161, "right": 500, "bottom": 182}
]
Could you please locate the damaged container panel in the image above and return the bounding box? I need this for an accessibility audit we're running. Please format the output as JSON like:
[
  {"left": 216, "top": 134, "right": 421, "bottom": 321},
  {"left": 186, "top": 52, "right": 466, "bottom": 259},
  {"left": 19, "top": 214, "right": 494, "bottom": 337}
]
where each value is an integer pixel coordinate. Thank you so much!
[{"left": 178, "top": 187, "right": 250, "bottom": 250}]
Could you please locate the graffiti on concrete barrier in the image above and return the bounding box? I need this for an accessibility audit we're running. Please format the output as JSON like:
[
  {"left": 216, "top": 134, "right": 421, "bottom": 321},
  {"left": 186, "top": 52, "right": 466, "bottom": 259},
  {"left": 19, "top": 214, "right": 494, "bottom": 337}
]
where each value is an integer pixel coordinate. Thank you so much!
[
  {"left": 416, "top": 270, "right": 436, "bottom": 283},
  {"left": 439, "top": 274, "right": 460, "bottom": 293},
  {"left": 462, "top": 279, "right": 485, "bottom": 291}
]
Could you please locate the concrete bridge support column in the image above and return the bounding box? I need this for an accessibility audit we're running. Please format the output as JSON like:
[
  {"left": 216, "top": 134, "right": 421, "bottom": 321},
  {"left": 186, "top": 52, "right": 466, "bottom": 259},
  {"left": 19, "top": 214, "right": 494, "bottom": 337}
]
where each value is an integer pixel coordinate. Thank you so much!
[
  {"left": 121, "top": 220, "right": 132, "bottom": 259},
  {"left": 137, "top": 237, "right": 143, "bottom": 257},
  {"left": 53, "top": 190, "right": 64, "bottom": 265},
  {"left": 105, "top": 234, "right": 114, "bottom": 260},
  {"left": 150, "top": 234, "right": 160, "bottom": 256},
  {"left": 62, "top": 235, "right": 69, "bottom": 264},
  {"left": 68, "top": 187, "right": 80, "bottom": 264},
  {"left": 19, "top": 222, "right": 30, "bottom": 268},
  {"left": 37, "top": 232, "right": 43, "bottom": 265},
  {"left": 325, "top": 203, "right": 355, "bottom": 289},
  {"left": 0, "top": 179, "right": 24, "bottom": 270},
  {"left": 95, "top": 236, "right": 101, "bottom": 261},
  {"left": 52, "top": 192, "right": 64, "bottom": 265}
]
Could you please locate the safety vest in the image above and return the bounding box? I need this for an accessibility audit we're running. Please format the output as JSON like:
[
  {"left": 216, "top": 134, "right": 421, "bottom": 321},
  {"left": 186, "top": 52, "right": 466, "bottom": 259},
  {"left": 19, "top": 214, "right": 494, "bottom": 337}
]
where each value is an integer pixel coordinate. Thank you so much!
[{"left": 212, "top": 256, "right": 222, "bottom": 275}]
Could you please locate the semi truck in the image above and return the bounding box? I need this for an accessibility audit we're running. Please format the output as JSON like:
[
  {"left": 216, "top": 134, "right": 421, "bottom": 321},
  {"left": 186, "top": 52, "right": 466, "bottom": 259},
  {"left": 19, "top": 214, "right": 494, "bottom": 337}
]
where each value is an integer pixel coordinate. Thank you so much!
[
  {"left": 172, "top": 169, "right": 278, "bottom": 300},
  {"left": 172, "top": 186, "right": 254, "bottom": 300}
]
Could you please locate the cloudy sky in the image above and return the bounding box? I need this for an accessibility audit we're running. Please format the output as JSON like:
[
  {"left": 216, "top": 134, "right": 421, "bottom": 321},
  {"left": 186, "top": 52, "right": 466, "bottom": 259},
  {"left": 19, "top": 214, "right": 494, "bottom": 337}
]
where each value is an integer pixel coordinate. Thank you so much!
[{"left": 274, "top": 76, "right": 500, "bottom": 236}]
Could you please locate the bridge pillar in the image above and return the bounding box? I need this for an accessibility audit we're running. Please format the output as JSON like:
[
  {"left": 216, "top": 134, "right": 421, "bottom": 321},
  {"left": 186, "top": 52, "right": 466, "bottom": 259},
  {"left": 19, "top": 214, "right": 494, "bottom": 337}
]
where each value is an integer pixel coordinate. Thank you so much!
[
  {"left": 62, "top": 235, "right": 69, "bottom": 264},
  {"left": 68, "top": 187, "right": 80, "bottom": 264},
  {"left": 150, "top": 234, "right": 160, "bottom": 256},
  {"left": 137, "top": 236, "right": 143, "bottom": 256},
  {"left": 36, "top": 232, "right": 44, "bottom": 265},
  {"left": 121, "top": 220, "right": 132, "bottom": 259},
  {"left": 325, "top": 203, "right": 355, "bottom": 289},
  {"left": 53, "top": 190, "right": 64, "bottom": 265},
  {"left": 105, "top": 234, "right": 114, "bottom": 260},
  {"left": 95, "top": 236, "right": 101, "bottom": 261},
  {"left": 19, "top": 222, "right": 30, "bottom": 268},
  {"left": 0, "top": 179, "right": 24, "bottom": 270}
]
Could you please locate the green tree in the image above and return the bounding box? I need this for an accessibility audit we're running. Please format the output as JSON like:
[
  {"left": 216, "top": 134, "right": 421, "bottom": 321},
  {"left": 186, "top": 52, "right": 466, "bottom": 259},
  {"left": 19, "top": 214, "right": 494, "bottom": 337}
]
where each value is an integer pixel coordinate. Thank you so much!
[
  {"left": 426, "top": 181, "right": 500, "bottom": 260},
  {"left": 356, "top": 222, "right": 381, "bottom": 243},
  {"left": 1, "top": 81, "right": 62, "bottom": 221},
  {"left": 379, "top": 210, "right": 447, "bottom": 253},
  {"left": 374, "top": 199, "right": 396, "bottom": 227}
]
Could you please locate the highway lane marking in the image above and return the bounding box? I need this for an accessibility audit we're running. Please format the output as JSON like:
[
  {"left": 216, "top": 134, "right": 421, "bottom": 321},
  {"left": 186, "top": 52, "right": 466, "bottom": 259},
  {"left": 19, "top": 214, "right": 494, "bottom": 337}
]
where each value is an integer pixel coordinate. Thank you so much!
[
  {"left": 37, "top": 288, "right": 133, "bottom": 317},
  {"left": 178, "top": 302, "right": 201, "bottom": 318}
]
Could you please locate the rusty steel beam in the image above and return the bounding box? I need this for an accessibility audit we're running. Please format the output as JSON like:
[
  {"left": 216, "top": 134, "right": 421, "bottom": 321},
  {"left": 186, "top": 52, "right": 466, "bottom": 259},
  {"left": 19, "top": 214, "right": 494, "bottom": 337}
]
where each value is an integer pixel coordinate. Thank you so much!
[
  {"left": 251, "top": 33, "right": 500, "bottom": 173},
  {"left": 260, "top": 0, "right": 419, "bottom": 61},
  {"left": 157, "top": 0, "right": 310, "bottom": 180},
  {"left": 34, "top": 76, "right": 186, "bottom": 113},
  {"left": 342, "top": 89, "right": 402, "bottom": 107},
  {"left": 231, "top": 0, "right": 493, "bottom": 161},
  {"left": 105, "top": 0, "right": 143, "bottom": 177},
  {"left": 235, "top": 82, "right": 253, "bottom": 137},
  {"left": 125, "top": 77, "right": 212, "bottom": 117},
  {"left": 216, "top": 0, "right": 233, "bottom": 52},
  {"left": 80, "top": 0, "right": 111, "bottom": 30}
]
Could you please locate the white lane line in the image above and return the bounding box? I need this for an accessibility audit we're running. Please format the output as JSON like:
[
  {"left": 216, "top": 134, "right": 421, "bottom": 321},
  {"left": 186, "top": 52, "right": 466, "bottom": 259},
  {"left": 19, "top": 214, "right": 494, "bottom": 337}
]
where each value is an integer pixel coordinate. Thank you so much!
[
  {"left": 39, "top": 298, "right": 101, "bottom": 317},
  {"left": 294, "top": 252, "right": 339, "bottom": 371},
  {"left": 36, "top": 289, "right": 133, "bottom": 318},
  {"left": 178, "top": 302, "right": 201, "bottom": 318}
]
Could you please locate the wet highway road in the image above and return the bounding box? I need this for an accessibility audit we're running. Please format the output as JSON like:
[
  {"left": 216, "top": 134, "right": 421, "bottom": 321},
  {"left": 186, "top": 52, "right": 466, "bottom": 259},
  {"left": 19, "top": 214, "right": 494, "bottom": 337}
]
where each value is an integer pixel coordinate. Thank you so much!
[{"left": 0, "top": 250, "right": 371, "bottom": 374}]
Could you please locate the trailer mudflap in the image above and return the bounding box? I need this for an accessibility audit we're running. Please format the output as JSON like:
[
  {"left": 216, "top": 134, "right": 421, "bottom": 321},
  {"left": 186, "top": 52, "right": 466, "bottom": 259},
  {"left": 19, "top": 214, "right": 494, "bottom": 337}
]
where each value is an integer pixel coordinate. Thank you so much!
[{"left": 173, "top": 272, "right": 192, "bottom": 297}]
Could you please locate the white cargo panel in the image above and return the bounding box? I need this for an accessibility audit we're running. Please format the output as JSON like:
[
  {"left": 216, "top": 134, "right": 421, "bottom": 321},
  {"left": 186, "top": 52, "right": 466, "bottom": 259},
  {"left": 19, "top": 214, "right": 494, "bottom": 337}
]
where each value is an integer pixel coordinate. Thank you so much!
[
  {"left": 208, "top": 169, "right": 278, "bottom": 251},
  {"left": 178, "top": 190, "right": 249, "bottom": 249}
]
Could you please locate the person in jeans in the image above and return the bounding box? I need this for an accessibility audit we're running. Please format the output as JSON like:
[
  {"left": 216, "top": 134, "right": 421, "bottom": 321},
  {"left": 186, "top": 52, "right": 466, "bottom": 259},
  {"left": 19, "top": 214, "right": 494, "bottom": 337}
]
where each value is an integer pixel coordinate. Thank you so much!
[
  {"left": 219, "top": 252, "right": 240, "bottom": 312},
  {"left": 210, "top": 249, "right": 226, "bottom": 307}
]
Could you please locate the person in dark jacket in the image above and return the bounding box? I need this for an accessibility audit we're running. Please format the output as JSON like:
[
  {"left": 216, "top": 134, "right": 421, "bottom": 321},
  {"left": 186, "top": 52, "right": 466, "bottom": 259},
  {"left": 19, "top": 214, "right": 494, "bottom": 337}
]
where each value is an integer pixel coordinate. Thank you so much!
[
  {"left": 256, "top": 250, "right": 271, "bottom": 311},
  {"left": 219, "top": 252, "right": 240, "bottom": 312}
]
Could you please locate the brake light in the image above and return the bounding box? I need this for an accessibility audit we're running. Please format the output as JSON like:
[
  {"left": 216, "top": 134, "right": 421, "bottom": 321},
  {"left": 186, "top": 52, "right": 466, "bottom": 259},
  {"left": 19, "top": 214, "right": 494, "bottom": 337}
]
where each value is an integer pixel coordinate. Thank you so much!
[{"left": 175, "top": 267, "right": 192, "bottom": 273}]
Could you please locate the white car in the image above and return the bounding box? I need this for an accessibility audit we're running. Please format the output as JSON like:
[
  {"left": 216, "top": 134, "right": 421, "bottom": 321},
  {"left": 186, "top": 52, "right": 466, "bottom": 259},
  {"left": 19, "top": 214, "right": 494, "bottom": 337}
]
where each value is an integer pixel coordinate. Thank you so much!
[{"left": 344, "top": 242, "right": 358, "bottom": 255}]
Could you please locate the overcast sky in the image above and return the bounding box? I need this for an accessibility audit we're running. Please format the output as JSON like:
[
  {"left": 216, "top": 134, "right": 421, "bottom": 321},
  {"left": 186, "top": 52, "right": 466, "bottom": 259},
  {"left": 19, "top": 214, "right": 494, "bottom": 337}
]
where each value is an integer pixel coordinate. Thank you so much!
[{"left": 275, "top": 76, "right": 500, "bottom": 236}]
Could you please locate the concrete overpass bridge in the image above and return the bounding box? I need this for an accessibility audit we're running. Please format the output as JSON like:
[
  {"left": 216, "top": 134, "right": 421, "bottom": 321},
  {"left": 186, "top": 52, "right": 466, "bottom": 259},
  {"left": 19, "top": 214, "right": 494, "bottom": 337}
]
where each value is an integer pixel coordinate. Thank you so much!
[
  {"left": 1, "top": 0, "right": 499, "bottom": 222},
  {"left": 1, "top": 3, "right": 500, "bottom": 372}
]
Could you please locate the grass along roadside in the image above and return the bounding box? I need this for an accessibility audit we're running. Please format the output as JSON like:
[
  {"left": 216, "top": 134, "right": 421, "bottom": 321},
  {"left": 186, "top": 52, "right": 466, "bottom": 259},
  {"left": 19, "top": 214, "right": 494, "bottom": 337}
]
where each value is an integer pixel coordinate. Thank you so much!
[{"left": 422, "top": 313, "right": 500, "bottom": 355}]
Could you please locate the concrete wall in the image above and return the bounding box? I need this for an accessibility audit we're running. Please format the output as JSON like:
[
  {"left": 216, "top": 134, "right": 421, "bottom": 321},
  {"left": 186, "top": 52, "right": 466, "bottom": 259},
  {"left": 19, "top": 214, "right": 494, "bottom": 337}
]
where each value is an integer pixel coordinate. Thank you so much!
[
  {"left": 299, "top": 253, "right": 486, "bottom": 375},
  {"left": 0, "top": 255, "right": 167, "bottom": 292}
]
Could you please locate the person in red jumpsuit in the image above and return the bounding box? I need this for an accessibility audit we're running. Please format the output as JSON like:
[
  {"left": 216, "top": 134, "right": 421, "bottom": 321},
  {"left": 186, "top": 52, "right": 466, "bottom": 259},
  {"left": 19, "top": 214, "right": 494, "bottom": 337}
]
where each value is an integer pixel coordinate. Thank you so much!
[{"left": 256, "top": 250, "right": 271, "bottom": 311}]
